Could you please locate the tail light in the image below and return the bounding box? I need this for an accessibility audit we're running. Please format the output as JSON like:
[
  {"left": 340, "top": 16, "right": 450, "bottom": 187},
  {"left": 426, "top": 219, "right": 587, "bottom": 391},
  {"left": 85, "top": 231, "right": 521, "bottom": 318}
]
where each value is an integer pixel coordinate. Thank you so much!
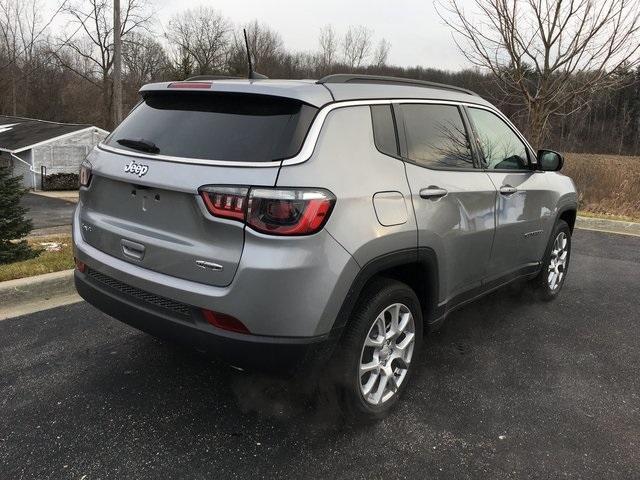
[
  {"left": 79, "top": 160, "right": 92, "bottom": 187},
  {"left": 199, "top": 186, "right": 248, "bottom": 221},
  {"left": 74, "top": 258, "right": 86, "bottom": 273},
  {"left": 247, "top": 188, "right": 335, "bottom": 235},
  {"left": 199, "top": 186, "right": 335, "bottom": 236},
  {"left": 202, "top": 309, "right": 250, "bottom": 334}
]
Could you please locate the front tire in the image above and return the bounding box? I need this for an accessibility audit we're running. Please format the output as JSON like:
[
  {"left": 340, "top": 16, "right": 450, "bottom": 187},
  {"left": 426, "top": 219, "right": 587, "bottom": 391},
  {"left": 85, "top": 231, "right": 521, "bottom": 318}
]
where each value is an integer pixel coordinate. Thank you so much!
[
  {"left": 332, "top": 278, "right": 423, "bottom": 421},
  {"left": 532, "top": 219, "right": 572, "bottom": 300}
]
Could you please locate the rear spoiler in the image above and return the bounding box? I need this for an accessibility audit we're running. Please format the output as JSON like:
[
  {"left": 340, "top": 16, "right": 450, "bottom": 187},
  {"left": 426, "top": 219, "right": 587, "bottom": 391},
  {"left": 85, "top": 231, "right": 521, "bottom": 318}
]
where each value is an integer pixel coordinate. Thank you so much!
[{"left": 138, "top": 80, "right": 333, "bottom": 108}]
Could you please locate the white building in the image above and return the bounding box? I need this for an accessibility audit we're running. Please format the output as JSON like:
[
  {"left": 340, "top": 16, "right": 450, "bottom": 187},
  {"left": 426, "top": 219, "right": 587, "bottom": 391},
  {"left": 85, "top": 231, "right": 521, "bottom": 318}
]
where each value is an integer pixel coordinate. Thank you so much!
[{"left": 0, "top": 115, "right": 108, "bottom": 189}]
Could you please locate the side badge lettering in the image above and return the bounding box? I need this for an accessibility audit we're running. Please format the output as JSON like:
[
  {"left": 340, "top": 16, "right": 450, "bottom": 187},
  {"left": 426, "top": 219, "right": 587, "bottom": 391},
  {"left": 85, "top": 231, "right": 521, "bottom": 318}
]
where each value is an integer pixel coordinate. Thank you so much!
[
  {"left": 196, "top": 260, "right": 224, "bottom": 271},
  {"left": 524, "top": 230, "right": 544, "bottom": 238}
]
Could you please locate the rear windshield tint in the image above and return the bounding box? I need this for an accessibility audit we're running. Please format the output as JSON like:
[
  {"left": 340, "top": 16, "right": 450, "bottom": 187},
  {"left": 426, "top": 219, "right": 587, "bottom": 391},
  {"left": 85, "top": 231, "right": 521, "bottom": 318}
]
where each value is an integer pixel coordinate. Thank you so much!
[{"left": 105, "top": 92, "right": 318, "bottom": 162}]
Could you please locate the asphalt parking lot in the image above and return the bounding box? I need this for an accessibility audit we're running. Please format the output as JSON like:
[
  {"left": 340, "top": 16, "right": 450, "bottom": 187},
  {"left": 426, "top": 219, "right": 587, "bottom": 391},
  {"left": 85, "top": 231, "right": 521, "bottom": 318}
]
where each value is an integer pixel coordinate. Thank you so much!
[
  {"left": 1, "top": 229, "right": 639, "bottom": 479},
  {"left": 21, "top": 193, "right": 76, "bottom": 230}
]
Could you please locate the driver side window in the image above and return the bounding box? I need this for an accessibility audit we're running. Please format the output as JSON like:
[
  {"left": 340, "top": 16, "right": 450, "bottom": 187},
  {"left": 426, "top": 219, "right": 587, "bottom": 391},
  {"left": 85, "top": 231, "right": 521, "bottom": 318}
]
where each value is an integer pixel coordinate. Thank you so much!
[{"left": 468, "top": 108, "right": 530, "bottom": 170}]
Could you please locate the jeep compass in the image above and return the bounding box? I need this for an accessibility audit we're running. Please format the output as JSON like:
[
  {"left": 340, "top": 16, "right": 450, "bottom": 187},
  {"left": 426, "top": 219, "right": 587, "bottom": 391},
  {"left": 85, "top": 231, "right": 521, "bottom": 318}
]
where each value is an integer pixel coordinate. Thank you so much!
[{"left": 73, "top": 74, "right": 578, "bottom": 419}]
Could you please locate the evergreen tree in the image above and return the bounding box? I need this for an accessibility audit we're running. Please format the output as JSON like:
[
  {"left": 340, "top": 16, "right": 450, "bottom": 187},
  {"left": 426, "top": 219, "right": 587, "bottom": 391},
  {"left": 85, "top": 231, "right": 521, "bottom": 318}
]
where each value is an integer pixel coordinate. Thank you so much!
[{"left": 0, "top": 165, "right": 37, "bottom": 264}]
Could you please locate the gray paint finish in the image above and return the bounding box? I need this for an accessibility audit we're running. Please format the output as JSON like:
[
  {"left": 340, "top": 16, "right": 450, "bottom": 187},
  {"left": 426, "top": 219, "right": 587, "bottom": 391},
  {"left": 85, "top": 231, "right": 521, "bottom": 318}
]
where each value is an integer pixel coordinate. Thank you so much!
[
  {"left": 80, "top": 147, "right": 280, "bottom": 288},
  {"left": 74, "top": 81, "right": 578, "bottom": 341},
  {"left": 373, "top": 191, "right": 409, "bottom": 226},
  {"left": 276, "top": 106, "right": 418, "bottom": 267},
  {"left": 404, "top": 163, "right": 497, "bottom": 302},
  {"left": 79, "top": 176, "right": 246, "bottom": 287},
  {"left": 483, "top": 171, "right": 556, "bottom": 280},
  {"left": 74, "top": 207, "right": 358, "bottom": 337}
]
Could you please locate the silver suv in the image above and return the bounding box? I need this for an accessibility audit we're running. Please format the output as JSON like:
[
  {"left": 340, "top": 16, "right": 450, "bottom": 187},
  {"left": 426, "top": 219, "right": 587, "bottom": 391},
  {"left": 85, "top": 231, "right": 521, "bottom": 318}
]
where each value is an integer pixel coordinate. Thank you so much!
[{"left": 73, "top": 74, "right": 578, "bottom": 419}]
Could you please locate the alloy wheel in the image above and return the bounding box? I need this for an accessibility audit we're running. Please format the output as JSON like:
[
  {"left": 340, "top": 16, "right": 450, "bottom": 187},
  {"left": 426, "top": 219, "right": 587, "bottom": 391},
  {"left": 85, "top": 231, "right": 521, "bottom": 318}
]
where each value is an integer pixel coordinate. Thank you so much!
[
  {"left": 358, "top": 303, "right": 416, "bottom": 406},
  {"left": 548, "top": 231, "right": 569, "bottom": 291}
]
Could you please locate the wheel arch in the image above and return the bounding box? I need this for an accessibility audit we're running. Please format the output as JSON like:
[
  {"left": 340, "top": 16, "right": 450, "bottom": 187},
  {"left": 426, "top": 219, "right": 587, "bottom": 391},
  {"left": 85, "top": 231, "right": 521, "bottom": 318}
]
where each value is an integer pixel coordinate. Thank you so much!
[
  {"left": 332, "top": 248, "right": 439, "bottom": 334},
  {"left": 558, "top": 206, "right": 577, "bottom": 232}
]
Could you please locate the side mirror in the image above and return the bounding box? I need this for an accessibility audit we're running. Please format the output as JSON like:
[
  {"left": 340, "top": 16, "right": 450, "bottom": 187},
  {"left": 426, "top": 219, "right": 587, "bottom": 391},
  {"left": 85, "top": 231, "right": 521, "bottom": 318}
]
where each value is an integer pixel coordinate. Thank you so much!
[{"left": 537, "top": 149, "right": 564, "bottom": 171}]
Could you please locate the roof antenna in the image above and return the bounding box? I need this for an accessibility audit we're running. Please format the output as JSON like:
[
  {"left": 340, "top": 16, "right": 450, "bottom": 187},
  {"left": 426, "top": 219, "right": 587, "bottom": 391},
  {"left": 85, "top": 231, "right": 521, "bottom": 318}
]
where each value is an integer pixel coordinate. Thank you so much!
[{"left": 243, "top": 28, "right": 268, "bottom": 80}]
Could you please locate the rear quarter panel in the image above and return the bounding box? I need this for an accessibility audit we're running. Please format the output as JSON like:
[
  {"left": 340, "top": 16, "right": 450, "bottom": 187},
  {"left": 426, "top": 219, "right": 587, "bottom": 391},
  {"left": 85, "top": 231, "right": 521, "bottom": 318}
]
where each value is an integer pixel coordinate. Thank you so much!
[{"left": 276, "top": 105, "right": 417, "bottom": 267}]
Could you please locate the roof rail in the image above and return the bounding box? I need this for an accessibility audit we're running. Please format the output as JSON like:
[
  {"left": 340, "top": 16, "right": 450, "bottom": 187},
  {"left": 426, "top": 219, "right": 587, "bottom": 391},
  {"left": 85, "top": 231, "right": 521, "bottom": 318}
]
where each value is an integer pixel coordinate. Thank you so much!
[
  {"left": 184, "top": 75, "right": 243, "bottom": 81},
  {"left": 316, "top": 74, "right": 477, "bottom": 96}
]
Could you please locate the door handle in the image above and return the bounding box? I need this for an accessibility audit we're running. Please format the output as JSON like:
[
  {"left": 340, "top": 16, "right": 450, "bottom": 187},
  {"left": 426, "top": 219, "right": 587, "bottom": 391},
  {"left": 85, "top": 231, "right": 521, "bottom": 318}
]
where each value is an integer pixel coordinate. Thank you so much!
[
  {"left": 419, "top": 187, "right": 448, "bottom": 199},
  {"left": 499, "top": 185, "right": 518, "bottom": 196}
]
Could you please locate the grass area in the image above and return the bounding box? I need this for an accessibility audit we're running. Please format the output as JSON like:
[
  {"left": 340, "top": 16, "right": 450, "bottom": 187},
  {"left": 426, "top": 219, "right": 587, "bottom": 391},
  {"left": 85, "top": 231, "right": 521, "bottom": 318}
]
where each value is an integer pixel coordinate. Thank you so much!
[
  {"left": 0, "top": 234, "right": 74, "bottom": 282},
  {"left": 564, "top": 153, "right": 640, "bottom": 221},
  {"left": 577, "top": 210, "right": 640, "bottom": 223}
]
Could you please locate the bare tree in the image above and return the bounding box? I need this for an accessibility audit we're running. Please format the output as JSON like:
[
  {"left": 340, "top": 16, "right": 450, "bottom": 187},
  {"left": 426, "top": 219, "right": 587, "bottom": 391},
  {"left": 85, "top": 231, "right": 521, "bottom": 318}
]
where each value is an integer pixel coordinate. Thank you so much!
[
  {"left": 437, "top": 0, "right": 640, "bottom": 147},
  {"left": 55, "top": 0, "right": 151, "bottom": 129},
  {"left": 318, "top": 24, "right": 338, "bottom": 69},
  {"left": 166, "top": 7, "right": 230, "bottom": 77},
  {"left": 170, "top": 45, "right": 194, "bottom": 80},
  {"left": 123, "top": 33, "right": 168, "bottom": 86},
  {"left": 229, "top": 20, "right": 283, "bottom": 75},
  {"left": 372, "top": 38, "right": 391, "bottom": 68},
  {"left": 0, "top": 0, "right": 44, "bottom": 115},
  {"left": 342, "top": 25, "right": 373, "bottom": 69}
]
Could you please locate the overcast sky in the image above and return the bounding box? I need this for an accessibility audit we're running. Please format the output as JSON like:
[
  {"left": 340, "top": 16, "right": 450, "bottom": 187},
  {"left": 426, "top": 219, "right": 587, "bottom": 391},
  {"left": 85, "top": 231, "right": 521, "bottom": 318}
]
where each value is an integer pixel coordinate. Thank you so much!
[{"left": 146, "top": 0, "right": 471, "bottom": 70}]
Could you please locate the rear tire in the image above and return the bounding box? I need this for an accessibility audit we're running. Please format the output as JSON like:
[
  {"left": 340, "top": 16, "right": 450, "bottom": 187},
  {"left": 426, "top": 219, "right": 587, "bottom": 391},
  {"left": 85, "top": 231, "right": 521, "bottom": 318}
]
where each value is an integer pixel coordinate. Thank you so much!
[
  {"left": 331, "top": 278, "right": 423, "bottom": 421},
  {"left": 532, "top": 219, "right": 572, "bottom": 301}
]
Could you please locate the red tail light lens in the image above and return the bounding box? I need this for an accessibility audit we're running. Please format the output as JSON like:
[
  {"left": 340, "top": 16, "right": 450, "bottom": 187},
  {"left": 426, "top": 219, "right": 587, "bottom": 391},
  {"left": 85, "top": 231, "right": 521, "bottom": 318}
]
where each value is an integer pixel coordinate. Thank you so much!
[
  {"left": 247, "top": 188, "right": 335, "bottom": 235},
  {"left": 198, "top": 186, "right": 335, "bottom": 236},
  {"left": 199, "top": 186, "right": 249, "bottom": 221},
  {"left": 202, "top": 309, "right": 250, "bottom": 334},
  {"left": 74, "top": 258, "right": 87, "bottom": 273}
]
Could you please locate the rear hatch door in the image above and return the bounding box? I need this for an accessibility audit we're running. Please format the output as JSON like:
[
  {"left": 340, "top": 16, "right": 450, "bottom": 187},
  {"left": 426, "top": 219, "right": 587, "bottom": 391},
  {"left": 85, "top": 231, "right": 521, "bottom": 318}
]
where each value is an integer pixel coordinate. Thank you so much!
[{"left": 79, "top": 90, "right": 318, "bottom": 287}]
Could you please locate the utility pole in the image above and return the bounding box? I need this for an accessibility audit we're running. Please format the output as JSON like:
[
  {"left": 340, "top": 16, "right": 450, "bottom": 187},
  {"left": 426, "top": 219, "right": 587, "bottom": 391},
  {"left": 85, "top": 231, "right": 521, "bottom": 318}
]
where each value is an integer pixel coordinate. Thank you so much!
[{"left": 113, "top": 0, "right": 123, "bottom": 128}]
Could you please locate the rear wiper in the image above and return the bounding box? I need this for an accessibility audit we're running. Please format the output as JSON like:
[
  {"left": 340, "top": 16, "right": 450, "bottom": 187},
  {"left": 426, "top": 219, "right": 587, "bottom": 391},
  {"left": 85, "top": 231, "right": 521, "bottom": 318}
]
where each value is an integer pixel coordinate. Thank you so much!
[{"left": 116, "top": 138, "right": 160, "bottom": 154}]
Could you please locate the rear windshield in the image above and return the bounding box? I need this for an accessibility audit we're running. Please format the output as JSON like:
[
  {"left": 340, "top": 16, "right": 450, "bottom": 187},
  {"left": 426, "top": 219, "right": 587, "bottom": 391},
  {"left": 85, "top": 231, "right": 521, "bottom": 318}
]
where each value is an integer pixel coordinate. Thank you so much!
[{"left": 105, "top": 92, "right": 318, "bottom": 162}]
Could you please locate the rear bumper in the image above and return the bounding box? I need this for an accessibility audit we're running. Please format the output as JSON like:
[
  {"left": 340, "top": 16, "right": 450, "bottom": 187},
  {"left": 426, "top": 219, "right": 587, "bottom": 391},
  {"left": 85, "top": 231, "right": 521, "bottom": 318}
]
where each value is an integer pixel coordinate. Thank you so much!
[
  {"left": 75, "top": 269, "right": 337, "bottom": 371},
  {"left": 72, "top": 204, "right": 359, "bottom": 337}
]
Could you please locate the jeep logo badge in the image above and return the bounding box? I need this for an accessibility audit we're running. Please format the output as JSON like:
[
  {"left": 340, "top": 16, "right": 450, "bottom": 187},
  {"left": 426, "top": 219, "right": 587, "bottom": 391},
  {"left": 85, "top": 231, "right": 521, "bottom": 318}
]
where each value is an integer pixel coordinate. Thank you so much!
[{"left": 124, "top": 161, "right": 149, "bottom": 177}]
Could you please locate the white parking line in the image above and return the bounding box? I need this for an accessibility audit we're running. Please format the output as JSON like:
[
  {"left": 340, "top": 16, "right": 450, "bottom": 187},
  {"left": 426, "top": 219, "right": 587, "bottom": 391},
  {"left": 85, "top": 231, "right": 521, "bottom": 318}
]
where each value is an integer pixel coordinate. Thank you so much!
[{"left": 575, "top": 226, "right": 640, "bottom": 238}]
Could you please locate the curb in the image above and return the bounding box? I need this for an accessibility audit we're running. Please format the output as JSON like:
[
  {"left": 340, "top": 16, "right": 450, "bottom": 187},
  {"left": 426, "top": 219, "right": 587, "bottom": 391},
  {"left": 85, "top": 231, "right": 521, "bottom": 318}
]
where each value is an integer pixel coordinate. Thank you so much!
[
  {"left": 0, "top": 269, "right": 78, "bottom": 318},
  {"left": 575, "top": 216, "right": 640, "bottom": 237},
  {"left": 28, "top": 225, "right": 72, "bottom": 238},
  {"left": 30, "top": 190, "right": 79, "bottom": 203}
]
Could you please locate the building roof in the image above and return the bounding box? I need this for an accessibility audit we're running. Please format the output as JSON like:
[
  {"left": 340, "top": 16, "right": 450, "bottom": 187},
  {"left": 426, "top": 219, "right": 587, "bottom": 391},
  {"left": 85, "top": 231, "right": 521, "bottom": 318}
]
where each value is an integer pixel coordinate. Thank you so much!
[
  {"left": 0, "top": 115, "right": 107, "bottom": 153},
  {"left": 139, "top": 75, "right": 494, "bottom": 109}
]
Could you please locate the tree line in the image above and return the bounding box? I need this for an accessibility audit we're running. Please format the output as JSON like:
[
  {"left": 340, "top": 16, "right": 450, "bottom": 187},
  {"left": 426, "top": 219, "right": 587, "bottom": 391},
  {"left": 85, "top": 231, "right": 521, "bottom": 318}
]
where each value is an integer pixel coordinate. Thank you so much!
[{"left": 1, "top": 0, "right": 640, "bottom": 155}]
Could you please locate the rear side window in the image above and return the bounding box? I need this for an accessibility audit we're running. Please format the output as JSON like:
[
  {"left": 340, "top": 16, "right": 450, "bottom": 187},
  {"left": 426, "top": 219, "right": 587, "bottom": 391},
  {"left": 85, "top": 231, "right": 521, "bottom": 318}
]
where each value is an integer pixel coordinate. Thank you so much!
[
  {"left": 399, "top": 104, "right": 474, "bottom": 169},
  {"left": 370, "top": 105, "right": 398, "bottom": 157},
  {"left": 105, "top": 92, "right": 318, "bottom": 162}
]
